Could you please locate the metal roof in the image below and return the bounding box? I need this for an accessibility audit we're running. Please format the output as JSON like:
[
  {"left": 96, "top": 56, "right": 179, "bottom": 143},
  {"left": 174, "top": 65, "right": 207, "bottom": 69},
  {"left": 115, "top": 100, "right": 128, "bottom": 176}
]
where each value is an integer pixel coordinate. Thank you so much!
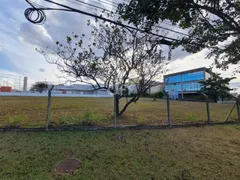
[
  {"left": 164, "top": 67, "right": 206, "bottom": 78},
  {"left": 52, "top": 84, "right": 107, "bottom": 91}
]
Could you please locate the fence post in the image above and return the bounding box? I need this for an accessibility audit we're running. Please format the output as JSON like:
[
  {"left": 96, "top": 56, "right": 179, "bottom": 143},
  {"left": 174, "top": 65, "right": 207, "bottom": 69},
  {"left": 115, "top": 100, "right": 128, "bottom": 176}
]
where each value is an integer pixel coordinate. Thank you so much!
[
  {"left": 202, "top": 93, "right": 210, "bottom": 124},
  {"left": 46, "top": 85, "right": 54, "bottom": 131},
  {"left": 113, "top": 94, "right": 117, "bottom": 129},
  {"left": 166, "top": 93, "right": 171, "bottom": 127},
  {"left": 225, "top": 103, "right": 236, "bottom": 122},
  {"left": 236, "top": 98, "right": 240, "bottom": 121}
]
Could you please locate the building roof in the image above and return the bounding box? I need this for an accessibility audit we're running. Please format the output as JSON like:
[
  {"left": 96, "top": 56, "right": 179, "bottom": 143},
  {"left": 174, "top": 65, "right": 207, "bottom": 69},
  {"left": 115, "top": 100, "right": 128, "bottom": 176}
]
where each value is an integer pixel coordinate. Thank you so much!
[
  {"left": 150, "top": 81, "right": 164, "bottom": 86},
  {"left": 52, "top": 84, "right": 107, "bottom": 91},
  {"left": 164, "top": 67, "right": 206, "bottom": 78}
]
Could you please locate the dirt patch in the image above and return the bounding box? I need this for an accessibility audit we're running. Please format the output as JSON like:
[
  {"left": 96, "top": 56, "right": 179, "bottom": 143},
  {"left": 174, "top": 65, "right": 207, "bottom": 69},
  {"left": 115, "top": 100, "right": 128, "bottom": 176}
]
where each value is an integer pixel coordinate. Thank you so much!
[{"left": 56, "top": 158, "right": 81, "bottom": 174}]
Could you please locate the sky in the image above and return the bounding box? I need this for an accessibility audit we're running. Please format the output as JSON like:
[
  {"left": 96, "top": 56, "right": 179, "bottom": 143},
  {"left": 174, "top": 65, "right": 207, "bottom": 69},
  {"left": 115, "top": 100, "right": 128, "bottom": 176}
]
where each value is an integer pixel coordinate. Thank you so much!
[{"left": 0, "top": 0, "right": 239, "bottom": 92}]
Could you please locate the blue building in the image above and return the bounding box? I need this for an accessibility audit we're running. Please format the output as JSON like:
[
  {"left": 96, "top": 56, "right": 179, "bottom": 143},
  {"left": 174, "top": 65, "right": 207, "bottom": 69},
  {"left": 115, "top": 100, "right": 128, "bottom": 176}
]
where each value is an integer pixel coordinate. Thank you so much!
[{"left": 164, "top": 67, "right": 210, "bottom": 100}]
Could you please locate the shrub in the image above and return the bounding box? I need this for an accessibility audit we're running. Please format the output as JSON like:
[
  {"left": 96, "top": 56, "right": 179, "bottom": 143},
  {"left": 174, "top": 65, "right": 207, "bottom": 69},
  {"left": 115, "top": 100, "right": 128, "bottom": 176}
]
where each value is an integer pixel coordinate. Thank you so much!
[
  {"left": 129, "top": 93, "right": 136, "bottom": 97},
  {"left": 6, "top": 113, "right": 26, "bottom": 128},
  {"left": 136, "top": 113, "right": 146, "bottom": 126},
  {"left": 59, "top": 111, "right": 107, "bottom": 127},
  {"left": 157, "top": 91, "right": 164, "bottom": 98},
  {"left": 59, "top": 115, "right": 77, "bottom": 125},
  {"left": 186, "top": 113, "right": 197, "bottom": 122},
  {"left": 141, "top": 91, "right": 164, "bottom": 99},
  {"left": 141, "top": 92, "right": 149, "bottom": 97},
  {"left": 82, "top": 111, "right": 93, "bottom": 121}
]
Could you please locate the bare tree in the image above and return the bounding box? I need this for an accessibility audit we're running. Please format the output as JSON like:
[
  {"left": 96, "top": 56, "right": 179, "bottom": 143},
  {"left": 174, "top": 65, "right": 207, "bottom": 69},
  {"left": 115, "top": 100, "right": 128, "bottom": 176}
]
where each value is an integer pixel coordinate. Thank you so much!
[{"left": 39, "top": 22, "right": 167, "bottom": 116}]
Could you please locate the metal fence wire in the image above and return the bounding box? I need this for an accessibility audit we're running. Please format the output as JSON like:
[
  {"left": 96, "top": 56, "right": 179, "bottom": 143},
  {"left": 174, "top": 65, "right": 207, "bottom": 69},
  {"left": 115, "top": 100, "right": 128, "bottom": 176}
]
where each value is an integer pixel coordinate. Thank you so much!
[
  {"left": 46, "top": 86, "right": 115, "bottom": 129},
  {"left": 0, "top": 89, "right": 239, "bottom": 130},
  {"left": 0, "top": 93, "right": 48, "bottom": 128}
]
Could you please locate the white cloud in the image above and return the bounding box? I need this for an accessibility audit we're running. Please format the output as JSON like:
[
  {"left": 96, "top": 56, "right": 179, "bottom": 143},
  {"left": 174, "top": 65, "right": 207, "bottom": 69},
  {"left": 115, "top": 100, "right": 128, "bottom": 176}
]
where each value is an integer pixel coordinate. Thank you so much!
[
  {"left": 18, "top": 23, "right": 53, "bottom": 47},
  {"left": 167, "top": 49, "right": 212, "bottom": 73}
]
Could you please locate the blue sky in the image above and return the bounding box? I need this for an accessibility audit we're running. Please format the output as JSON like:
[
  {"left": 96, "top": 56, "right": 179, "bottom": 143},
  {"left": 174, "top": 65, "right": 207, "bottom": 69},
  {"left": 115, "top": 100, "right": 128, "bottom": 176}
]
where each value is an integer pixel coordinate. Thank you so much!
[{"left": 0, "top": 0, "right": 239, "bottom": 92}]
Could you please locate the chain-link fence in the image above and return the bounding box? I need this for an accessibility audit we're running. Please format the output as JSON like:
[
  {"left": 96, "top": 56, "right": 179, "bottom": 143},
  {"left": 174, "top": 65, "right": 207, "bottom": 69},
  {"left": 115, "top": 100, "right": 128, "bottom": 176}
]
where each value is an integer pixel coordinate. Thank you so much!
[
  {"left": 50, "top": 96, "right": 114, "bottom": 128},
  {"left": 0, "top": 92, "right": 48, "bottom": 128},
  {"left": 0, "top": 89, "right": 239, "bottom": 129},
  {"left": 116, "top": 97, "right": 169, "bottom": 127}
]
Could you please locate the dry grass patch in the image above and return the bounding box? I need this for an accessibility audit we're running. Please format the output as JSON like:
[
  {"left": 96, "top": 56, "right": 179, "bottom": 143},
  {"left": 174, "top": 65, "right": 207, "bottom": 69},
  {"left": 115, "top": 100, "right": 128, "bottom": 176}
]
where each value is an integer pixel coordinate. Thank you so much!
[{"left": 0, "top": 96, "right": 238, "bottom": 128}]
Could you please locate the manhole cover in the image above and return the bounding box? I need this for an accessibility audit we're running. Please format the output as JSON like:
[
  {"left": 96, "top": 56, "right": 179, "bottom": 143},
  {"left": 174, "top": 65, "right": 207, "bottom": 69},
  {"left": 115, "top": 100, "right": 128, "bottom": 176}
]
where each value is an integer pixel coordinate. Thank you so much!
[{"left": 56, "top": 158, "right": 81, "bottom": 173}]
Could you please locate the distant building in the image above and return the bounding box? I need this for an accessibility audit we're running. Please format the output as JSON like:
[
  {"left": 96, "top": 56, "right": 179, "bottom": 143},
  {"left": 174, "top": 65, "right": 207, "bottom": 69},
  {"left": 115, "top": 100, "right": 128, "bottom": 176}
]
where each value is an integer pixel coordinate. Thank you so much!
[
  {"left": 146, "top": 82, "right": 164, "bottom": 94},
  {"left": 0, "top": 86, "right": 12, "bottom": 92},
  {"left": 164, "top": 67, "right": 210, "bottom": 101},
  {"left": 123, "top": 81, "right": 164, "bottom": 96},
  {"left": 23, "top": 77, "right": 28, "bottom": 91},
  {"left": 127, "top": 84, "right": 138, "bottom": 95},
  {"left": 50, "top": 84, "right": 112, "bottom": 96}
]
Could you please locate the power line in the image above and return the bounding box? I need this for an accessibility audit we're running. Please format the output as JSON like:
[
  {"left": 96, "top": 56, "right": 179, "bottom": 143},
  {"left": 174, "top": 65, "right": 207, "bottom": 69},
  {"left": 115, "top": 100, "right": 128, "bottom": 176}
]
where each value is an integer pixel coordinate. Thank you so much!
[
  {"left": 155, "top": 25, "right": 189, "bottom": 37},
  {"left": 66, "top": 0, "right": 120, "bottom": 19},
  {"left": 25, "top": 0, "right": 180, "bottom": 44},
  {"left": 97, "top": 0, "right": 119, "bottom": 8},
  {"left": 65, "top": 0, "right": 189, "bottom": 37},
  {"left": 74, "top": 0, "right": 112, "bottom": 12},
  {"left": 25, "top": 0, "right": 190, "bottom": 39},
  {"left": 64, "top": 0, "right": 120, "bottom": 21},
  {"left": 65, "top": 0, "right": 102, "bottom": 12},
  {"left": 87, "top": 0, "right": 118, "bottom": 9},
  {"left": 27, "top": 0, "right": 47, "bottom": 9}
]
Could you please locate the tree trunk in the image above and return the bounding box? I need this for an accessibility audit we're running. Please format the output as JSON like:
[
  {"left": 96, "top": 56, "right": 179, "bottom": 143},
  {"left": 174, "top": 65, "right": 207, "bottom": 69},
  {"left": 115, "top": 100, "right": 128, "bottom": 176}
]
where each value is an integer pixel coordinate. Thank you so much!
[
  {"left": 153, "top": 95, "right": 156, "bottom": 101},
  {"left": 118, "top": 95, "right": 140, "bottom": 116},
  {"left": 114, "top": 95, "right": 120, "bottom": 116}
]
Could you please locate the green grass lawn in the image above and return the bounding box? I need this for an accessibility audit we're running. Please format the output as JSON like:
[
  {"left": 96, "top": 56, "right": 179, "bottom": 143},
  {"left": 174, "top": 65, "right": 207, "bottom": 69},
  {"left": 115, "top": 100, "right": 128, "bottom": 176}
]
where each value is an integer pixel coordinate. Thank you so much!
[
  {"left": 0, "top": 125, "right": 239, "bottom": 179},
  {"left": 0, "top": 96, "right": 238, "bottom": 128}
]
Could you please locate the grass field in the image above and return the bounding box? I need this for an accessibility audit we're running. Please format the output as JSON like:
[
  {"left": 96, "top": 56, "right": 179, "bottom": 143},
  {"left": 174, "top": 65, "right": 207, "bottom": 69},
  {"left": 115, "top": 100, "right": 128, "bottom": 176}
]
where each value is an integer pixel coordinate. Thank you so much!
[
  {"left": 0, "top": 96, "right": 238, "bottom": 128},
  {"left": 0, "top": 125, "right": 239, "bottom": 179}
]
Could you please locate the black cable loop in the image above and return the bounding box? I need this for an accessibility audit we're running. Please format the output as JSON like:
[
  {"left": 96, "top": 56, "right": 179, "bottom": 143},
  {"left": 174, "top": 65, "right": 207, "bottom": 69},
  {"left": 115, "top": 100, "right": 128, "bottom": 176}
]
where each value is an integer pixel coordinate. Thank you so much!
[{"left": 24, "top": 8, "right": 46, "bottom": 25}]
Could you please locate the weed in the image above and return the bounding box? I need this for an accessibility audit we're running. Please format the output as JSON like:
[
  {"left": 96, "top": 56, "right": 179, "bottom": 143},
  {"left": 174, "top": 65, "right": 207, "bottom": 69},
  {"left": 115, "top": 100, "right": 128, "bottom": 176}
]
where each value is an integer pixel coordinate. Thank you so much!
[
  {"left": 59, "top": 111, "right": 107, "bottom": 126},
  {"left": 80, "top": 111, "right": 106, "bottom": 126},
  {"left": 137, "top": 113, "right": 146, "bottom": 126},
  {"left": 82, "top": 111, "right": 93, "bottom": 121},
  {"left": 186, "top": 112, "right": 197, "bottom": 122},
  {"left": 59, "top": 115, "right": 77, "bottom": 125},
  {"left": 6, "top": 113, "right": 27, "bottom": 127}
]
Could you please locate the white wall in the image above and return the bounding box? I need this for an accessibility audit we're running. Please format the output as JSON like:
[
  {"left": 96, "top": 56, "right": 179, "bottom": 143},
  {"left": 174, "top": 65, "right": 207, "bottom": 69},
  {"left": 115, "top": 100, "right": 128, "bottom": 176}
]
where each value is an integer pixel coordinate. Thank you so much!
[
  {"left": 147, "top": 84, "right": 163, "bottom": 94},
  {"left": 205, "top": 71, "right": 211, "bottom": 80},
  {"left": 128, "top": 85, "right": 138, "bottom": 94}
]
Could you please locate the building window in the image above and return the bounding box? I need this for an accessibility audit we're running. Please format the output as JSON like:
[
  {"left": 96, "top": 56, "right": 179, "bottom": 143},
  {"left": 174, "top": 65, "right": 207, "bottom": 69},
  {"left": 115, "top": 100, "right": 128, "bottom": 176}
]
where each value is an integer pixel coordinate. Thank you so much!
[
  {"left": 182, "top": 71, "right": 204, "bottom": 82},
  {"left": 165, "top": 84, "right": 181, "bottom": 93},
  {"left": 182, "top": 82, "right": 201, "bottom": 92},
  {"left": 165, "top": 75, "right": 181, "bottom": 84}
]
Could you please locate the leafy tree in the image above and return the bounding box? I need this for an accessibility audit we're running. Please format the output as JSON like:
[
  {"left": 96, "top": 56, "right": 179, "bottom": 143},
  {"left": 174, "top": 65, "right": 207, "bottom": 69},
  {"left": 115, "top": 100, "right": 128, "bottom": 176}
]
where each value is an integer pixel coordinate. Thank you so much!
[
  {"left": 118, "top": 0, "right": 240, "bottom": 70},
  {"left": 200, "top": 69, "right": 235, "bottom": 102},
  {"left": 30, "top": 82, "right": 48, "bottom": 93},
  {"left": 39, "top": 22, "right": 167, "bottom": 116}
]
